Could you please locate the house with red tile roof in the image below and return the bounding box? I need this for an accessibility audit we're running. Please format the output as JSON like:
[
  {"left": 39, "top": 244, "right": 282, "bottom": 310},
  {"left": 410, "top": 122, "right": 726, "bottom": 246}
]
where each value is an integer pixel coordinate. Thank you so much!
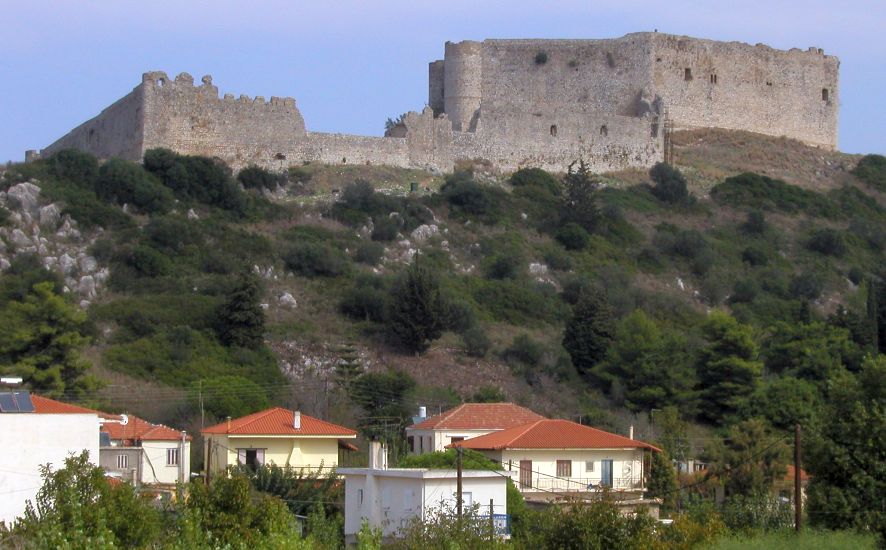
[
  {"left": 1, "top": 392, "right": 100, "bottom": 525},
  {"left": 405, "top": 402, "right": 546, "bottom": 455},
  {"left": 450, "top": 419, "right": 660, "bottom": 497},
  {"left": 201, "top": 407, "right": 357, "bottom": 474},
  {"left": 32, "top": 394, "right": 191, "bottom": 488}
]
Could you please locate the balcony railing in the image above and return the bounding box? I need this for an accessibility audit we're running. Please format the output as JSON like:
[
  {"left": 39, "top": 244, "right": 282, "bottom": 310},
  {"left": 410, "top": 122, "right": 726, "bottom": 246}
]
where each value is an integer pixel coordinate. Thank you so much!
[{"left": 518, "top": 476, "right": 644, "bottom": 492}]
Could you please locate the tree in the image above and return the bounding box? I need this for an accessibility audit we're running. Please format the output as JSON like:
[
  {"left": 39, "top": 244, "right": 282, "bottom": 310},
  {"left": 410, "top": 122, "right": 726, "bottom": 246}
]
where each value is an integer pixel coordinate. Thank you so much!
[
  {"left": 763, "top": 321, "right": 860, "bottom": 380},
  {"left": 562, "top": 286, "right": 615, "bottom": 381},
  {"left": 752, "top": 376, "right": 821, "bottom": 430},
  {"left": 646, "top": 449, "right": 678, "bottom": 513},
  {"left": 350, "top": 370, "right": 416, "bottom": 441},
  {"left": 0, "top": 281, "right": 95, "bottom": 398},
  {"left": 655, "top": 406, "right": 691, "bottom": 464},
  {"left": 560, "top": 159, "right": 602, "bottom": 232},
  {"left": 703, "top": 418, "right": 789, "bottom": 497},
  {"left": 598, "top": 310, "right": 695, "bottom": 411},
  {"left": 695, "top": 312, "right": 762, "bottom": 425},
  {"left": 649, "top": 162, "right": 690, "bottom": 204},
  {"left": 191, "top": 375, "right": 270, "bottom": 420},
  {"left": 806, "top": 355, "right": 886, "bottom": 541},
  {"left": 388, "top": 256, "right": 446, "bottom": 353},
  {"left": 214, "top": 272, "right": 265, "bottom": 349},
  {"left": 13, "top": 451, "right": 162, "bottom": 549}
]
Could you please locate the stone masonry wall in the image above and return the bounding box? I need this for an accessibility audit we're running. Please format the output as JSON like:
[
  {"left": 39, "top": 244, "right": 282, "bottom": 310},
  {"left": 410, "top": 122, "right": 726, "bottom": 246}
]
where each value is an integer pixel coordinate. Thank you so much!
[
  {"left": 41, "top": 85, "right": 145, "bottom": 161},
  {"left": 648, "top": 33, "right": 838, "bottom": 149}
]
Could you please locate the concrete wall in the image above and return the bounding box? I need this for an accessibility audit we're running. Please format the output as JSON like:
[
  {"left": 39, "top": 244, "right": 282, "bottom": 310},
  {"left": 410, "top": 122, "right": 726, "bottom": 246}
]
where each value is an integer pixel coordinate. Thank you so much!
[
  {"left": 491, "top": 448, "right": 646, "bottom": 492},
  {"left": 140, "top": 440, "right": 190, "bottom": 485},
  {"left": 205, "top": 434, "right": 343, "bottom": 473},
  {"left": 100, "top": 446, "right": 142, "bottom": 484},
  {"left": 0, "top": 413, "right": 99, "bottom": 525},
  {"left": 406, "top": 428, "right": 497, "bottom": 454}
]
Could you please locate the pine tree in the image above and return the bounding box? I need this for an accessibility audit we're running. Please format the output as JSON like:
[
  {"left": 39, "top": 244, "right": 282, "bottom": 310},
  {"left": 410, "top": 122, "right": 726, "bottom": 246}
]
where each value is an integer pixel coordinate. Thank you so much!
[
  {"left": 562, "top": 287, "right": 615, "bottom": 381},
  {"left": 561, "top": 159, "right": 602, "bottom": 232},
  {"left": 646, "top": 450, "right": 678, "bottom": 513},
  {"left": 215, "top": 272, "right": 265, "bottom": 349},
  {"left": 695, "top": 311, "right": 762, "bottom": 425},
  {"left": 388, "top": 256, "right": 445, "bottom": 354}
]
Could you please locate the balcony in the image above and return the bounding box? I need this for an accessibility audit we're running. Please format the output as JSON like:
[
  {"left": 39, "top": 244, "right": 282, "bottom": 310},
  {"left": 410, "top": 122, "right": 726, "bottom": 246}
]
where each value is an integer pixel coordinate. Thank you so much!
[{"left": 518, "top": 476, "right": 645, "bottom": 493}]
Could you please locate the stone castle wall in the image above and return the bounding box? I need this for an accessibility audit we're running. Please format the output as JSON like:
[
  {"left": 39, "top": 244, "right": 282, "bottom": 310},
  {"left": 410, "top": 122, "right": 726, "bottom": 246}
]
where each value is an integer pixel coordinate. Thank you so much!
[{"left": 34, "top": 32, "right": 837, "bottom": 175}]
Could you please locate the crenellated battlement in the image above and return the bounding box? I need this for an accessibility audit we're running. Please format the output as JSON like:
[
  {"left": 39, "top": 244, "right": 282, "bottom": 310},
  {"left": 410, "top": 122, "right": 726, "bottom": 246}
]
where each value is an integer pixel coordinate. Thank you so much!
[{"left": 35, "top": 32, "right": 838, "bottom": 174}]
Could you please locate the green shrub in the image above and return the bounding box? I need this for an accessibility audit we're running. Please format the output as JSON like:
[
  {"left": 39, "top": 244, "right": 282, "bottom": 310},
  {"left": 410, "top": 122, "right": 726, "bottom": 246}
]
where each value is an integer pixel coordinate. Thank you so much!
[
  {"left": 440, "top": 171, "right": 503, "bottom": 220},
  {"left": 542, "top": 245, "right": 573, "bottom": 271},
  {"left": 47, "top": 149, "right": 99, "bottom": 185},
  {"left": 340, "top": 275, "right": 389, "bottom": 322},
  {"left": 807, "top": 228, "right": 847, "bottom": 257},
  {"left": 237, "top": 165, "right": 285, "bottom": 190},
  {"left": 848, "top": 266, "right": 864, "bottom": 285},
  {"left": 741, "top": 246, "right": 769, "bottom": 266},
  {"left": 192, "top": 375, "right": 271, "bottom": 419},
  {"left": 483, "top": 253, "right": 524, "bottom": 280},
  {"left": 354, "top": 240, "right": 385, "bottom": 265},
  {"left": 556, "top": 222, "right": 590, "bottom": 250},
  {"left": 712, "top": 172, "right": 840, "bottom": 218},
  {"left": 730, "top": 279, "right": 759, "bottom": 304},
  {"left": 789, "top": 271, "right": 823, "bottom": 300},
  {"left": 472, "top": 279, "right": 566, "bottom": 325},
  {"left": 502, "top": 333, "right": 544, "bottom": 368},
  {"left": 443, "top": 298, "right": 478, "bottom": 333},
  {"left": 741, "top": 209, "right": 769, "bottom": 235},
  {"left": 371, "top": 215, "right": 400, "bottom": 241},
  {"left": 848, "top": 217, "right": 886, "bottom": 251},
  {"left": 534, "top": 51, "right": 548, "bottom": 64},
  {"left": 331, "top": 180, "right": 432, "bottom": 232},
  {"left": 95, "top": 158, "right": 174, "bottom": 214},
  {"left": 509, "top": 167, "right": 560, "bottom": 194},
  {"left": 40, "top": 181, "right": 134, "bottom": 229},
  {"left": 650, "top": 162, "right": 690, "bottom": 204},
  {"left": 143, "top": 148, "right": 248, "bottom": 215},
  {"left": 0, "top": 206, "right": 9, "bottom": 227},
  {"left": 126, "top": 245, "right": 173, "bottom": 277},
  {"left": 283, "top": 242, "right": 349, "bottom": 277},
  {"left": 852, "top": 154, "right": 886, "bottom": 191},
  {"left": 462, "top": 325, "right": 491, "bottom": 357}
]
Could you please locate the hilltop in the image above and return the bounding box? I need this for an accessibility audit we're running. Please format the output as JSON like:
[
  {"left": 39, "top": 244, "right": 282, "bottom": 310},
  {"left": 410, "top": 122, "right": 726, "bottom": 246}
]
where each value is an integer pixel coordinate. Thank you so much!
[{"left": 1, "top": 129, "right": 883, "bottom": 454}]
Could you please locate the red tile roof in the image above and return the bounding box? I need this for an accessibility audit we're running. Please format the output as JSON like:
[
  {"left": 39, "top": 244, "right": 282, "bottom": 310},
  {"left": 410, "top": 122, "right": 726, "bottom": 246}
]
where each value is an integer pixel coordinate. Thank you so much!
[
  {"left": 409, "top": 403, "right": 546, "bottom": 431},
  {"left": 785, "top": 465, "right": 810, "bottom": 481},
  {"left": 100, "top": 413, "right": 190, "bottom": 442},
  {"left": 31, "top": 395, "right": 189, "bottom": 441},
  {"left": 202, "top": 407, "right": 357, "bottom": 437},
  {"left": 450, "top": 419, "right": 661, "bottom": 451},
  {"left": 31, "top": 395, "right": 98, "bottom": 415}
]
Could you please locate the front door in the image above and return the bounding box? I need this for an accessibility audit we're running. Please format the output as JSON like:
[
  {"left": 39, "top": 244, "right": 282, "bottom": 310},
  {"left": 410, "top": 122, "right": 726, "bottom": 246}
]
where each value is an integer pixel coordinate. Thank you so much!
[
  {"left": 601, "top": 459, "right": 613, "bottom": 488},
  {"left": 519, "top": 460, "right": 532, "bottom": 488}
]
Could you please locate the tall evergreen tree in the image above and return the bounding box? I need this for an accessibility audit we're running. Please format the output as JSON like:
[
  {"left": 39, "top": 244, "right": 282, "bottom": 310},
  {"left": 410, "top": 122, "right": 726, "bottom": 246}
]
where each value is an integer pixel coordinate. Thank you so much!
[
  {"left": 560, "top": 159, "right": 602, "bottom": 232},
  {"left": 388, "top": 256, "right": 445, "bottom": 354},
  {"left": 695, "top": 311, "right": 762, "bottom": 425},
  {"left": 215, "top": 272, "right": 265, "bottom": 349},
  {"left": 562, "top": 287, "right": 615, "bottom": 381}
]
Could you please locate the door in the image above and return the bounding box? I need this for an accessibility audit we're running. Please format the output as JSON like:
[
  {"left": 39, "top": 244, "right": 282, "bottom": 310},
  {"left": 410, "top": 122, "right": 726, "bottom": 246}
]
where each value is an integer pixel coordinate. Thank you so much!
[
  {"left": 519, "top": 460, "right": 532, "bottom": 488},
  {"left": 601, "top": 459, "right": 613, "bottom": 488}
]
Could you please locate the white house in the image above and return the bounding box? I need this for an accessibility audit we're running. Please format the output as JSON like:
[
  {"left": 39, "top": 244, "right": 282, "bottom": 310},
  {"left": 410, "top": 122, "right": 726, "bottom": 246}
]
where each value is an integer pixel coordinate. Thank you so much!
[
  {"left": 405, "top": 402, "right": 546, "bottom": 455},
  {"left": 98, "top": 413, "right": 191, "bottom": 487},
  {"left": 0, "top": 392, "right": 100, "bottom": 526},
  {"left": 339, "top": 442, "right": 511, "bottom": 544},
  {"left": 451, "top": 419, "right": 660, "bottom": 499}
]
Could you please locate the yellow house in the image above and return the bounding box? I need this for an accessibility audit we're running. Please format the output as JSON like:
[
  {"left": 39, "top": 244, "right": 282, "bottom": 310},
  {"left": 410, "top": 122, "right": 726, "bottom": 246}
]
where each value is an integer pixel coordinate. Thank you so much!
[{"left": 202, "top": 407, "right": 357, "bottom": 474}]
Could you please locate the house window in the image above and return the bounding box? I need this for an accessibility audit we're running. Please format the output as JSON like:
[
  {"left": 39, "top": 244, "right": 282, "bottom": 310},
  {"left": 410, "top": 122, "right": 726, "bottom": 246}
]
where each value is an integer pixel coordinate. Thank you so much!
[
  {"left": 357, "top": 489, "right": 364, "bottom": 507},
  {"left": 450, "top": 436, "right": 465, "bottom": 445},
  {"left": 684, "top": 68, "right": 692, "bottom": 81},
  {"left": 167, "top": 448, "right": 179, "bottom": 466},
  {"left": 821, "top": 88, "right": 829, "bottom": 101},
  {"left": 585, "top": 461, "right": 595, "bottom": 473},
  {"left": 116, "top": 454, "right": 128, "bottom": 469},
  {"left": 407, "top": 436, "right": 414, "bottom": 453},
  {"left": 556, "top": 460, "right": 572, "bottom": 478},
  {"left": 237, "top": 448, "right": 266, "bottom": 469},
  {"left": 519, "top": 460, "right": 532, "bottom": 488}
]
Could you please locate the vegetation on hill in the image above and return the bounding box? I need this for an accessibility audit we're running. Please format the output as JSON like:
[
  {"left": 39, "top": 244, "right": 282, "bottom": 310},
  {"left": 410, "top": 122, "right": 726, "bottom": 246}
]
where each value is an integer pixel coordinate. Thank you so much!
[{"left": 1, "top": 133, "right": 884, "bottom": 543}]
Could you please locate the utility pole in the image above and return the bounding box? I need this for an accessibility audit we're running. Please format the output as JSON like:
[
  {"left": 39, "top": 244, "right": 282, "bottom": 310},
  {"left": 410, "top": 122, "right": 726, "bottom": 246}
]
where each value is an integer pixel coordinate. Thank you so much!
[
  {"left": 795, "top": 424, "right": 802, "bottom": 533},
  {"left": 489, "top": 498, "right": 495, "bottom": 542},
  {"left": 456, "top": 446, "right": 463, "bottom": 523}
]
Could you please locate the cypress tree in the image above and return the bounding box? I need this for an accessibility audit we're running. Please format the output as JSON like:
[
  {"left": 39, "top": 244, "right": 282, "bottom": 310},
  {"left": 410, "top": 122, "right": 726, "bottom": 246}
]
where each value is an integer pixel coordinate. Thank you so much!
[
  {"left": 562, "top": 287, "right": 615, "bottom": 380},
  {"left": 388, "top": 256, "right": 445, "bottom": 354},
  {"left": 215, "top": 272, "right": 265, "bottom": 349}
]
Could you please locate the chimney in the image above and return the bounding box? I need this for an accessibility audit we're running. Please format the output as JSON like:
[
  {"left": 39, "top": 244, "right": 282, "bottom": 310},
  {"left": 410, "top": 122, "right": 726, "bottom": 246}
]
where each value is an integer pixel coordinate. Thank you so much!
[
  {"left": 293, "top": 411, "right": 301, "bottom": 430},
  {"left": 226, "top": 416, "right": 231, "bottom": 433},
  {"left": 368, "top": 441, "right": 388, "bottom": 470},
  {"left": 629, "top": 425, "right": 634, "bottom": 440}
]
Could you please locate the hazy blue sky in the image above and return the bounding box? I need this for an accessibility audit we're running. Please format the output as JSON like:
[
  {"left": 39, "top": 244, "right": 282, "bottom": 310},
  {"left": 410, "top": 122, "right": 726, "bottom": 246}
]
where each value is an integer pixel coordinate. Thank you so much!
[{"left": 2, "top": 0, "right": 884, "bottom": 164}]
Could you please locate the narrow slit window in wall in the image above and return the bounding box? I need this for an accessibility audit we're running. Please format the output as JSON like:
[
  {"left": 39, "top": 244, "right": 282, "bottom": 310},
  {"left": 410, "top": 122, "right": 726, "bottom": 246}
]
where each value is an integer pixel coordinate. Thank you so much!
[
  {"left": 550, "top": 124, "right": 558, "bottom": 137},
  {"left": 821, "top": 88, "right": 829, "bottom": 101},
  {"left": 684, "top": 68, "right": 692, "bottom": 81}
]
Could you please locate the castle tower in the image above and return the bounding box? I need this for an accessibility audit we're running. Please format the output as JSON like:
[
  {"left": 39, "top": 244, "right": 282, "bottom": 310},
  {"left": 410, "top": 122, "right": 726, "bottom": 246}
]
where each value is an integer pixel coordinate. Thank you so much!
[{"left": 443, "top": 40, "right": 482, "bottom": 132}]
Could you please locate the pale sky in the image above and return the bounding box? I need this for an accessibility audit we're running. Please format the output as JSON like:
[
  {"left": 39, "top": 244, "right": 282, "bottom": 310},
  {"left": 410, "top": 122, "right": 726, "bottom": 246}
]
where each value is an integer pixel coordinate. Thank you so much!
[{"left": 2, "top": 0, "right": 884, "bottom": 164}]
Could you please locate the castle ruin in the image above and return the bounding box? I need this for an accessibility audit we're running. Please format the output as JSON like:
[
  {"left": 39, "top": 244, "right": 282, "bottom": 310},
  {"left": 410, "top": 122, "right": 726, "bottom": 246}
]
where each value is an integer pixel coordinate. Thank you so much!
[{"left": 35, "top": 32, "right": 839, "bottom": 174}]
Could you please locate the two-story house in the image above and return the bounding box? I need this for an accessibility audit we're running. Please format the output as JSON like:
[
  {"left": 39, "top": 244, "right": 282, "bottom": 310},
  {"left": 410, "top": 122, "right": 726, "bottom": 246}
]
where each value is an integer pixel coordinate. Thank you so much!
[
  {"left": 405, "top": 403, "right": 546, "bottom": 455},
  {"left": 98, "top": 413, "right": 191, "bottom": 487}
]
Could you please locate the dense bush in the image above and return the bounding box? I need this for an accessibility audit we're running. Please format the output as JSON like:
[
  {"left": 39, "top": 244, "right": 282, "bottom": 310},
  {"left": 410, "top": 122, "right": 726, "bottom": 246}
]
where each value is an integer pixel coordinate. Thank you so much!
[
  {"left": 95, "top": 158, "right": 174, "bottom": 214},
  {"left": 741, "top": 209, "right": 769, "bottom": 235},
  {"left": 47, "top": 149, "right": 99, "bottom": 184},
  {"left": 789, "top": 271, "right": 823, "bottom": 300},
  {"left": 354, "top": 240, "right": 385, "bottom": 265},
  {"left": 125, "top": 245, "right": 173, "bottom": 277},
  {"left": 340, "top": 274, "right": 389, "bottom": 322},
  {"left": 331, "top": 180, "right": 431, "bottom": 231},
  {"left": 462, "top": 325, "right": 491, "bottom": 357},
  {"left": 741, "top": 245, "right": 769, "bottom": 266},
  {"left": 483, "top": 252, "right": 524, "bottom": 280},
  {"left": 556, "top": 222, "right": 590, "bottom": 250},
  {"left": 143, "top": 148, "right": 248, "bottom": 215},
  {"left": 40, "top": 181, "right": 134, "bottom": 229},
  {"left": 283, "top": 242, "right": 349, "bottom": 278},
  {"left": 472, "top": 279, "right": 566, "bottom": 325},
  {"left": 650, "top": 162, "right": 690, "bottom": 204},
  {"left": 807, "top": 228, "right": 847, "bottom": 257},
  {"left": 192, "top": 375, "right": 270, "bottom": 420},
  {"left": 237, "top": 165, "right": 285, "bottom": 190},
  {"left": 371, "top": 215, "right": 401, "bottom": 241},
  {"left": 852, "top": 154, "right": 886, "bottom": 191},
  {"left": 711, "top": 172, "right": 839, "bottom": 218},
  {"left": 440, "top": 171, "right": 504, "bottom": 221},
  {"left": 509, "top": 167, "right": 560, "bottom": 194}
]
